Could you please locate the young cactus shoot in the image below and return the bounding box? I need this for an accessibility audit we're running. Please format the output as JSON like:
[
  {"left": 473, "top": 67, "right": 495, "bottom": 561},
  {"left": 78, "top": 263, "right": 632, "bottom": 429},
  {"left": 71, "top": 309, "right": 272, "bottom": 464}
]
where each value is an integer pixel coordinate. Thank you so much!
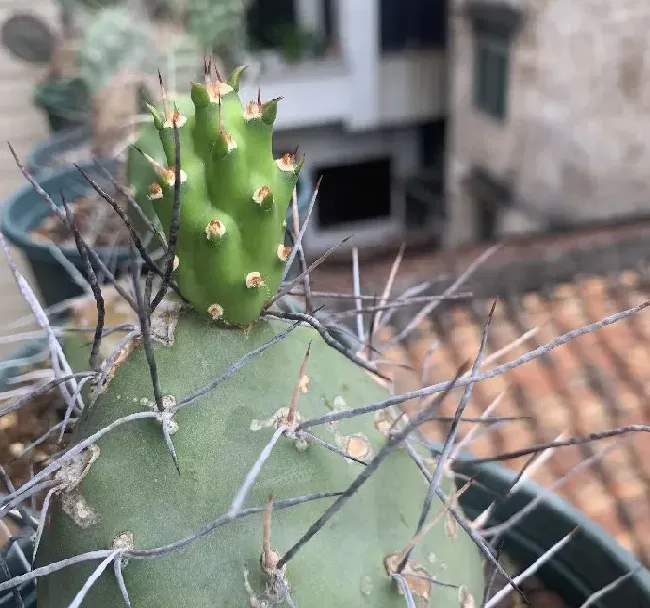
[{"left": 136, "top": 65, "right": 302, "bottom": 326}]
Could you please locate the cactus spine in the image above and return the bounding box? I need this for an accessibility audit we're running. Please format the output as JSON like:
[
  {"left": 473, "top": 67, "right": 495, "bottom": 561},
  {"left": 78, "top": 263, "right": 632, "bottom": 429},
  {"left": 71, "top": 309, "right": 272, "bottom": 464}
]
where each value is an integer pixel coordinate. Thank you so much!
[{"left": 28, "top": 66, "right": 487, "bottom": 606}]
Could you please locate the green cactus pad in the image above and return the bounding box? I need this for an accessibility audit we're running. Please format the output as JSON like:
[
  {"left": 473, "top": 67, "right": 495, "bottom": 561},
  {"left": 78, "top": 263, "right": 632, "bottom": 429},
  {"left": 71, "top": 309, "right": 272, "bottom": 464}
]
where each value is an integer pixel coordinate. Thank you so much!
[
  {"left": 126, "top": 68, "right": 302, "bottom": 326},
  {"left": 37, "top": 309, "right": 485, "bottom": 607}
]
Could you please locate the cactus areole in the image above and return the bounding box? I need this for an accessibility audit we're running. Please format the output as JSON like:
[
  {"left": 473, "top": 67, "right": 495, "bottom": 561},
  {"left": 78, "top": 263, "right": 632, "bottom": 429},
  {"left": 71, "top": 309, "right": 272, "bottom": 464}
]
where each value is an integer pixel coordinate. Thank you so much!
[
  {"left": 35, "top": 68, "right": 487, "bottom": 607},
  {"left": 128, "top": 66, "right": 302, "bottom": 327}
]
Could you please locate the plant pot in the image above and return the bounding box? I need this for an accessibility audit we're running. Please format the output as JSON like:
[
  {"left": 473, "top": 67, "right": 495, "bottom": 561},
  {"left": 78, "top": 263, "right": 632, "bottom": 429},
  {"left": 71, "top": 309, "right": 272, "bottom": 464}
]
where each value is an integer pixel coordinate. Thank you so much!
[
  {"left": 454, "top": 455, "right": 650, "bottom": 606},
  {"left": 0, "top": 513, "right": 36, "bottom": 608},
  {"left": 1, "top": 161, "right": 130, "bottom": 309},
  {"left": 26, "top": 125, "right": 93, "bottom": 178}
]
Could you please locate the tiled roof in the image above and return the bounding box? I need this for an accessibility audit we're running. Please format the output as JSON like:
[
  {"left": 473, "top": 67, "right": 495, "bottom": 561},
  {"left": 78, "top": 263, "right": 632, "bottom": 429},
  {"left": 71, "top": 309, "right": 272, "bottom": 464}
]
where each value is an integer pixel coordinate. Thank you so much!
[
  {"left": 311, "top": 220, "right": 650, "bottom": 564},
  {"left": 375, "top": 274, "right": 650, "bottom": 562}
]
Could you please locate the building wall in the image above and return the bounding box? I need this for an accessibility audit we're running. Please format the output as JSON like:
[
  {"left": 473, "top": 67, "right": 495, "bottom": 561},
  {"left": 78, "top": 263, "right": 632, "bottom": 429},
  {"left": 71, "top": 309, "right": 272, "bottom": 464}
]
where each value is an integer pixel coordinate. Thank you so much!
[{"left": 445, "top": 0, "right": 650, "bottom": 247}]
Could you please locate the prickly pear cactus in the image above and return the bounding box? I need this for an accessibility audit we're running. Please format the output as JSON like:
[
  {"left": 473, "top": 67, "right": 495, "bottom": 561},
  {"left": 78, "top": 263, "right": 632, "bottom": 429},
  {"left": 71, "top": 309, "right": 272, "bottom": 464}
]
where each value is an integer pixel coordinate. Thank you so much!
[{"left": 32, "top": 67, "right": 487, "bottom": 607}]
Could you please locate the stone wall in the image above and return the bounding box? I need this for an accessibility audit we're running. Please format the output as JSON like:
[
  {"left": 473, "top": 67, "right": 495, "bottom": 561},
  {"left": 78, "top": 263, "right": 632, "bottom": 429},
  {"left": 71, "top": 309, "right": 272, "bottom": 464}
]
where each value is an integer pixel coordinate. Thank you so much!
[{"left": 445, "top": 0, "right": 650, "bottom": 247}]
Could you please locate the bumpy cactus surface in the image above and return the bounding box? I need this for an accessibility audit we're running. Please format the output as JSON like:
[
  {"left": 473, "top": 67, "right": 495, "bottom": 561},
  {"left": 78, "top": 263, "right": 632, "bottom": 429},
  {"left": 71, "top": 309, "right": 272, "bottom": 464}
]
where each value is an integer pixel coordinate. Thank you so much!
[
  {"left": 127, "top": 68, "right": 301, "bottom": 326},
  {"left": 32, "top": 68, "right": 487, "bottom": 607},
  {"left": 37, "top": 306, "right": 486, "bottom": 607}
]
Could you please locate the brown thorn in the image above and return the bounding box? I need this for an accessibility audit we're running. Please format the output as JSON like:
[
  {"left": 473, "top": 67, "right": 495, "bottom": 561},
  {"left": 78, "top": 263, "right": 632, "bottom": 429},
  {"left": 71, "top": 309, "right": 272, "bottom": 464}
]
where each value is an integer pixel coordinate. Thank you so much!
[
  {"left": 158, "top": 70, "right": 169, "bottom": 119},
  {"left": 204, "top": 56, "right": 212, "bottom": 87},
  {"left": 287, "top": 342, "right": 312, "bottom": 426},
  {"left": 396, "top": 481, "right": 473, "bottom": 564},
  {"left": 388, "top": 410, "right": 408, "bottom": 435},
  {"left": 262, "top": 494, "right": 274, "bottom": 566},
  {"left": 458, "top": 359, "right": 471, "bottom": 377},
  {"left": 290, "top": 145, "right": 300, "bottom": 159},
  {"left": 257, "top": 87, "right": 261, "bottom": 105}
]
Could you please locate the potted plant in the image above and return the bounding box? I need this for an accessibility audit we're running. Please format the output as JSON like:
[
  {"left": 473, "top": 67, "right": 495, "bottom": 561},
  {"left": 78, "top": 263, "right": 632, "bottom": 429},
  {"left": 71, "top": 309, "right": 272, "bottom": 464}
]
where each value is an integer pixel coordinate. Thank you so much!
[
  {"left": 0, "top": 4, "right": 207, "bottom": 176},
  {"left": 0, "top": 159, "right": 134, "bottom": 308},
  {"left": 0, "top": 65, "right": 648, "bottom": 608},
  {"left": 455, "top": 455, "right": 650, "bottom": 605},
  {"left": 1, "top": 0, "right": 259, "bottom": 177},
  {"left": 2, "top": 297, "right": 650, "bottom": 607}
]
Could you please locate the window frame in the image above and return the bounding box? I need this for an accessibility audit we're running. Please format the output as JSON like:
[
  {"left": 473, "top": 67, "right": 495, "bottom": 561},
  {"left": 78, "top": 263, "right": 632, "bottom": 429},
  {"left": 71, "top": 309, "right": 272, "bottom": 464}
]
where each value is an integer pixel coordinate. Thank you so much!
[{"left": 471, "top": 18, "right": 512, "bottom": 121}]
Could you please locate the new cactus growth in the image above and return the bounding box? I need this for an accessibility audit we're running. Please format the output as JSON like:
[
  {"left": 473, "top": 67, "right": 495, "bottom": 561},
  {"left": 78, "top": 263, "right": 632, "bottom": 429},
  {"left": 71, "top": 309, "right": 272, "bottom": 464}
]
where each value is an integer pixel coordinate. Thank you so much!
[
  {"left": 127, "top": 66, "right": 302, "bottom": 326},
  {"left": 23, "top": 67, "right": 490, "bottom": 606}
]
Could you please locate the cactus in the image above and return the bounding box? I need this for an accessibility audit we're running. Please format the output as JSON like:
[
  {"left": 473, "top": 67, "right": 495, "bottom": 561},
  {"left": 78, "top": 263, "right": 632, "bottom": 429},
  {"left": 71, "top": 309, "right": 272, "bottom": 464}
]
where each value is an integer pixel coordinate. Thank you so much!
[
  {"left": 127, "top": 67, "right": 302, "bottom": 326},
  {"left": 1, "top": 67, "right": 490, "bottom": 607},
  {"left": 34, "top": 305, "right": 487, "bottom": 607},
  {"left": 3, "top": 64, "right": 649, "bottom": 608}
]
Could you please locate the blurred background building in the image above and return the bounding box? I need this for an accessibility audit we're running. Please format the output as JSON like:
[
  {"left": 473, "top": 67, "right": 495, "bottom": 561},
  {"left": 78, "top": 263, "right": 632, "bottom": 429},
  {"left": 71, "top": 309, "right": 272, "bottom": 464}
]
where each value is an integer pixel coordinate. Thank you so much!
[{"left": 1, "top": 0, "right": 650, "bottom": 314}]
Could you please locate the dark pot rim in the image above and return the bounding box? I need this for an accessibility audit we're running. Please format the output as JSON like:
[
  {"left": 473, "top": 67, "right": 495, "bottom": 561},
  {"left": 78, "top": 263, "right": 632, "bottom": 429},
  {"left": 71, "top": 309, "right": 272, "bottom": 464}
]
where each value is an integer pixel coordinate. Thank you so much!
[
  {"left": 0, "top": 522, "right": 37, "bottom": 608},
  {"left": 0, "top": 161, "right": 131, "bottom": 264},
  {"left": 453, "top": 451, "right": 650, "bottom": 605}
]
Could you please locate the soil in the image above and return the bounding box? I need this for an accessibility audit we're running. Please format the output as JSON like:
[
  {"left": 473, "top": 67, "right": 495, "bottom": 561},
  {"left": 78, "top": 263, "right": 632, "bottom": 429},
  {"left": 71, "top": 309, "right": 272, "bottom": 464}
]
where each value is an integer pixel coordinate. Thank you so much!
[
  {"left": 29, "top": 191, "right": 131, "bottom": 249},
  {"left": 0, "top": 360, "right": 68, "bottom": 505}
]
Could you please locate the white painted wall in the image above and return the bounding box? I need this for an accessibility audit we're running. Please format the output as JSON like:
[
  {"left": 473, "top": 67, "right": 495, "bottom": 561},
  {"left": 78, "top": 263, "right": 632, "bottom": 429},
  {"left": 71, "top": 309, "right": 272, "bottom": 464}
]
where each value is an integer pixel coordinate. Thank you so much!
[
  {"left": 239, "top": 49, "right": 446, "bottom": 132},
  {"left": 337, "top": 0, "right": 381, "bottom": 129},
  {"left": 378, "top": 50, "right": 448, "bottom": 125}
]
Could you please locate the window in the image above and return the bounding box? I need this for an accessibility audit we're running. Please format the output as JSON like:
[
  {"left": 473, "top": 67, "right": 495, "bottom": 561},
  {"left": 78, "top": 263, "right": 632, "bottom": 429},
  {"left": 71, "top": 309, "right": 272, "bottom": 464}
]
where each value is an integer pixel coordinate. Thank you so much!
[
  {"left": 472, "top": 19, "right": 511, "bottom": 120},
  {"left": 314, "top": 158, "right": 392, "bottom": 228},
  {"left": 380, "top": 0, "right": 447, "bottom": 52}
]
